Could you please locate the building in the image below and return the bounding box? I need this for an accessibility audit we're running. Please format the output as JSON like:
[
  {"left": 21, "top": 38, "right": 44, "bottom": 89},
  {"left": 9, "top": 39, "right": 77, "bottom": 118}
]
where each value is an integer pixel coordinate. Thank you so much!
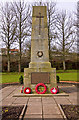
[
  {"left": 1, "top": 48, "right": 19, "bottom": 55},
  {"left": 1, "top": 48, "right": 7, "bottom": 55},
  {"left": 9, "top": 49, "right": 19, "bottom": 55}
]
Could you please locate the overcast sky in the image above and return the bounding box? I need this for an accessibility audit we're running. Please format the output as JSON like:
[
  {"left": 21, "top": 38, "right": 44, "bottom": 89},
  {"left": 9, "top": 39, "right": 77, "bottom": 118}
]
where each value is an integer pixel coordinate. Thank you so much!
[
  {"left": 0, "top": 0, "right": 78, "bottom": 12},
  {"left": 0, "top": 0, "right": 78, "bottom": 50}
]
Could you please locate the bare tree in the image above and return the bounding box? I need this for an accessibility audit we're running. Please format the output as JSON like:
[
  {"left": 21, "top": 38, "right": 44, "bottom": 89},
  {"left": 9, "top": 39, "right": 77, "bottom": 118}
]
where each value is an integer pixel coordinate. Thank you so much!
[
  {"left": 0, "top": 2, "right": 17, "bottom": 72},
  {"left": 77, "top": 1, "right": 79, "bottom": 52},
  {"left": 55, "top": 10, "right": 76, "bottom": 70},
  {"left": 46, "top": 2, "right": 56, "bottom": 60},
  {"left": 11, "top": 0, "right": 31, "bottom": 72}
]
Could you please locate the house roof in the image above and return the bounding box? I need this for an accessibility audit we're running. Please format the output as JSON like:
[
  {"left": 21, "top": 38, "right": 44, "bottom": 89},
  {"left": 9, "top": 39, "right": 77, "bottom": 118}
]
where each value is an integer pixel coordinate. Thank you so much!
[
  {"left": 1, "top": 48, "right": 19, "bottom": 51},
  {"left": 10, "top": 49, "right": 19, "bottom": 52}
]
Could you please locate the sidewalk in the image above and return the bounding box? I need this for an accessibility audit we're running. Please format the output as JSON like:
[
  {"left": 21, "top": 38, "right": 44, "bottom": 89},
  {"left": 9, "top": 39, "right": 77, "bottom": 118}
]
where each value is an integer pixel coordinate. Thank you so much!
[
  {"left": 60, "top": 81, "right": 79, "bottom": 84},
  {"left": 0, "top": 84, "right": 78, "bottom": 119}
]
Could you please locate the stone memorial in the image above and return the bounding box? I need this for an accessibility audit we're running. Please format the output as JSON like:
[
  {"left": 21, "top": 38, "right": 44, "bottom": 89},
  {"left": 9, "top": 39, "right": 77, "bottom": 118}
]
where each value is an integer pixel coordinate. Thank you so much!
[{"left": 24, "top": 6, "right": 57, "bottom": 93}]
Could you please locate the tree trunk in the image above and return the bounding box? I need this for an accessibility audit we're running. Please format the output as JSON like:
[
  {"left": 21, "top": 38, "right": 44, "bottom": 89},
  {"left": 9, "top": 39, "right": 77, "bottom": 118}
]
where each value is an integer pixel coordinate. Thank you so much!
[
  {"left": 48, "top": 10, "right": 51, "bottom": 61},
  {"left": 8, "top": 58, "right": 10, "bottom": 72},
  {"left": 19, "top": 3, "right": 22, "bottom": 73},
  {"left": 63, "top": 59, "right": 66, "bottom": 70},
  {"left": 62, "top": 51, "right": 66, "bottom": 70},
  {"left": 19, "top": 54, "right": 21, "bottom": 72},
  {"left": 19, "top": 43, "right": 21, "bottom": 73},
  {"left": 62, "top": 22, "right": 66, "bottom": 71},
  {"left": 7, "top": 48, "right": 10, "bottom": 72}
]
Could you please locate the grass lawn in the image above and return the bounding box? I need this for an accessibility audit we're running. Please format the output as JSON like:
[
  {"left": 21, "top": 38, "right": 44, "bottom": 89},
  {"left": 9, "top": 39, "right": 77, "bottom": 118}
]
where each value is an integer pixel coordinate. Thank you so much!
[
  {"left": 56, "top": 70, "right": 78, "bottom": 73},
  {"left": 0, "top": 72, "right": 24, "bottom": 84},
  {"left": 57, "top": 72, "right": 78, "bottom": 82},
  {"left": 56, "top": 70, "right": 78, "bottom": 82},
  {"left": 0, "top": 70, "right": 78, "bottom": 83}
]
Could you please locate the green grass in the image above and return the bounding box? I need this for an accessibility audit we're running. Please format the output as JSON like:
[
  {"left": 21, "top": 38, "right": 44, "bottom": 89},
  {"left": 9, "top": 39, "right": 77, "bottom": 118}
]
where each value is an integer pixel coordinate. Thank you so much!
[
  {"left": 57, "top": 72, "right": 78, "bottom": 82},
  {"left": 0, "top": 72, "right": 24, "bottom": 84},
  {"left": 56, "top": 70, "right": 78, "bottom": 73},
  {"left": 0, "top": 70, "right": 78, "bottom": 83}
]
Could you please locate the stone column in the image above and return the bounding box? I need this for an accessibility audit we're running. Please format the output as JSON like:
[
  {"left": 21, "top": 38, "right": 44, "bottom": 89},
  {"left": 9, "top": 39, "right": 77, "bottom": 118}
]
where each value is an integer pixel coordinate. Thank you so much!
[{"left": 29, "top": 6, "right": 51, "bottom": 68}]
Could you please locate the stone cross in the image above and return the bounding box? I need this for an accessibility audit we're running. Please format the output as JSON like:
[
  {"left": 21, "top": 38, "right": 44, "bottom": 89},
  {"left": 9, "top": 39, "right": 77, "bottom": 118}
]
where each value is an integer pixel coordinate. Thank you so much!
[{"left": 36, "top": 12, "right": 44, "bottom": 35}]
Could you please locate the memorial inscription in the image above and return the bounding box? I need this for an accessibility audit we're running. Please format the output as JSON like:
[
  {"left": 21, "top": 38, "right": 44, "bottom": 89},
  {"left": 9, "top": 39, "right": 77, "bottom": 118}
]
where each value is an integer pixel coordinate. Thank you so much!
[{"left": 31, "top": 72, "right": 50, "bottom": 84}]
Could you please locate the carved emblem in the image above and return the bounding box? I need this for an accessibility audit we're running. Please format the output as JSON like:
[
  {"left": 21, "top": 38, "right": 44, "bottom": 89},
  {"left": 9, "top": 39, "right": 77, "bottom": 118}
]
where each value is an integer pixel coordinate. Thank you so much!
[{"left": 37, "top": 51, "right": 43, "bottom": 57}]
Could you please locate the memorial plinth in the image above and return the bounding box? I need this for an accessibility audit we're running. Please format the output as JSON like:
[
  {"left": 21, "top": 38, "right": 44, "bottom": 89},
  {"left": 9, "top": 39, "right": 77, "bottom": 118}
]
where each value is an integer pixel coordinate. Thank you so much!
[{"left": 24, "top": 6, "right": 57, "bottom": 92}]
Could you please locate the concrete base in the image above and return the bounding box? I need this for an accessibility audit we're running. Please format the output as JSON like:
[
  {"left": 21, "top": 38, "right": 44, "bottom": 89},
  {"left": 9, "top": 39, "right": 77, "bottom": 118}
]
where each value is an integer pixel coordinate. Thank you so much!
[
  {"left": 24, "top": 67, "right": 57, "bottom": 93},
  {"left": 13, "top": 93, "right": 69, "bottom": 97},
  {"left": 29, "top": 62, "right": 51, "bottom": 68}
]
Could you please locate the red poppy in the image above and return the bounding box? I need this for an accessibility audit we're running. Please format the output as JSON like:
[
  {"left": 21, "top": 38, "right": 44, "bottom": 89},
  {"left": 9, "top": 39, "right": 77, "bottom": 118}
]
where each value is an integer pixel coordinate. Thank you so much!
[
  {"left": 35, "top": 83, "right": 47, "bottom": 94},
  {"left": 50, "top": 87, "right": 57, "bottom": 94},
  {"left": 21, "top": 89, "right": 23, "bottom": 93},
  {"left": 57, "top": 86, "right": 59, "bottom": 93},
  {"left": 21, "top": 86, "right": 24, "bottom": 93},
  {"left": 24, "top": 87, "right": 31, "bottom": 94},
  {"left": 22, "top": 86, "right": 24, "bottom": 89}
]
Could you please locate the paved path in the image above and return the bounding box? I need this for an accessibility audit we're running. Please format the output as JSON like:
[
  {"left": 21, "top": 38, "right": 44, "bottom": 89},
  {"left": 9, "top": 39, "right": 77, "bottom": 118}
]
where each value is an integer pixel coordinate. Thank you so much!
[{"left": 0, "top": 84, "right": 78, "bottom": 119}]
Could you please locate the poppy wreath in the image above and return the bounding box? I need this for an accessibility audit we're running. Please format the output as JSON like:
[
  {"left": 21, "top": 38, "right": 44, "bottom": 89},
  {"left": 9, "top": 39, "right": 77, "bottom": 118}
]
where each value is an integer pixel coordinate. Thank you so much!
[
  {"left": 21, "top": 86, "right": 24, "bottom": 93},
  {"left": 24, "top": 87, "right": 31, "bottom": 94},
  {"left": 21, "top": 89, "right": 23, "bottom": 93},
  {"left": 35, "top": 83, "right": 47, "bottom": 94},
  {"left": 50, "top": 87, "right": 57, "bottom": 94},
  {"left": 57, "top": 86, "right": 59, "bottom": 93}
]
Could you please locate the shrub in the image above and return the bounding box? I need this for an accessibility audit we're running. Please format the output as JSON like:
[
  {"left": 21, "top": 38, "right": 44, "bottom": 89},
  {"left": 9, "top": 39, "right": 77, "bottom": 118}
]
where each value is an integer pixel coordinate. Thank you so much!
[
  {"left": 19, "top": 75, "right": 23, "bottom": 84},
  {"left": 56, "top": 75, "right": 60, "bottom": 83}
]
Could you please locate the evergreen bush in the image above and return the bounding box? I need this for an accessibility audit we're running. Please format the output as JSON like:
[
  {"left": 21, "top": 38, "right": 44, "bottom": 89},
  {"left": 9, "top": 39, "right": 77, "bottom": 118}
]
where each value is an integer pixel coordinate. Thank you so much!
[
  {"left": 19, "top": 75, "right": 23, "bottom": 84},
  {"left": 56, "top": 75, "right": 60, "bottom": 83}
]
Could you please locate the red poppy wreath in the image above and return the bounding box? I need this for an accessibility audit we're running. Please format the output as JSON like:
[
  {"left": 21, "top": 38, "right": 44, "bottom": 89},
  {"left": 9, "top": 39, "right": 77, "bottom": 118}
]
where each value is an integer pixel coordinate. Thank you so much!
[
  {"left": 24, "top": 87, "right": 31, "bottom": 94},
  {"left": 50, "top": 87, "right": 57, "bottom": 94},
  {"left": 57, "top": 86, "right": 59, "bottom": 93},
  {"left": 21, "top": 86, "right": 24, "bottom": 93},
  {"left": 35, "top": 83, "right": 47, "bottom": 94}
]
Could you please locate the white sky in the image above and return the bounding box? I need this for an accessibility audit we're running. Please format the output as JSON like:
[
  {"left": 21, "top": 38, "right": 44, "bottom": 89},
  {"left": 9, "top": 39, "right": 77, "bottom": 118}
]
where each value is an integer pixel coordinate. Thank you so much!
[
  {"left": 0, "top": 0, "right": 78, "bottom": 13},
  {"left": 0, "top": 0, "right": 78, "bottom": 50},
  {"left": 0, "top": 0, "right": 78, "bottom": 12}
]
